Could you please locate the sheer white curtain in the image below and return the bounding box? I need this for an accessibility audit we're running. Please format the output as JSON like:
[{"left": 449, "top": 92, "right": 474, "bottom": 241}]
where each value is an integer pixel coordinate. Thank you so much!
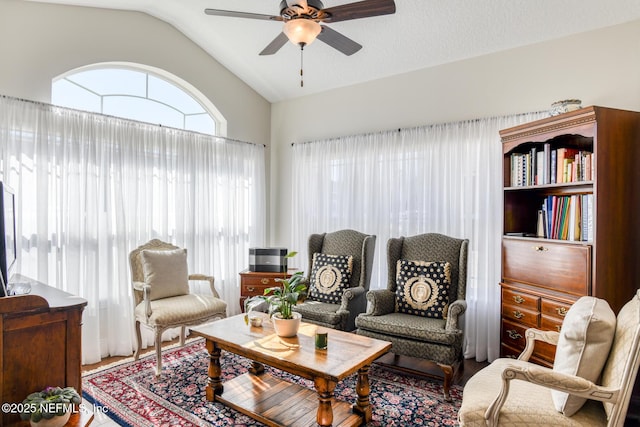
[
  {"left": 0, "top": 96, "right": 266, "bottom": 364},
  {"left": 291, "top": 112, "right": 546, "bottom": 362}
]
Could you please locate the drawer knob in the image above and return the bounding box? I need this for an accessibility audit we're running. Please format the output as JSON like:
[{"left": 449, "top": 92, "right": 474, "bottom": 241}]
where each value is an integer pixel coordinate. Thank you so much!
[
  {"left": 507, "top": 330, "right": 523, "bottom": 340},
  {"left": 261, "top": 278, "right": 269, "bottom": 285},
  {"left": 532, "top": 245, "right": 548, "bottom": 252},
  {"left": 556, "top": 307, "right": 568, "bottom": 317},
  {"left": 556, "top": 325, "right": 562, "bottom": 332},
  {"left": 513, "top": 295, "right": 525, "bottom": 304},
  {"left": 513, "top": 310, "right": 524, "bottom": 319},
  {"left": 247, "top": 286, "right": 255, "bottom": 292}
]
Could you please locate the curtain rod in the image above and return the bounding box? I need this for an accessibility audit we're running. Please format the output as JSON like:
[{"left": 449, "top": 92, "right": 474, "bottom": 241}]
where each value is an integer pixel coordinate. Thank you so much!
[
  {"left": 290, "top": 109, "right": 548, "bottom": 146},
  {"left": 0, "top": 94, "right": 265, "bottom": 148}
]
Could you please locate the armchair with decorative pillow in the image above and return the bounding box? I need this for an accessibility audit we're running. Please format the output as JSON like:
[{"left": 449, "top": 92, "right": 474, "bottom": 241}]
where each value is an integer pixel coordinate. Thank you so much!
[
  {"left": 459, "top": 292, "right": 640, "bottom": 426},
  {"left": 355, "top": 232, "right": 469, "bottom": 400},
  {"left": 129, "top": 239, "right": 227, "bottom": 375},
  {"left": 292, "top": 229, "right": 376, "bottom": 331}
]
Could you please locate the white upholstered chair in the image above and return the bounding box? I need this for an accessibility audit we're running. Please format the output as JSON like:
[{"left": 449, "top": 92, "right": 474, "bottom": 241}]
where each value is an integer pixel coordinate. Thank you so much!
[
  {"left": 129, "top": 239, "right": 227, "bottom": 375},
  {"left": 458, "top": 291, "right": 640, "bottom": 426}
]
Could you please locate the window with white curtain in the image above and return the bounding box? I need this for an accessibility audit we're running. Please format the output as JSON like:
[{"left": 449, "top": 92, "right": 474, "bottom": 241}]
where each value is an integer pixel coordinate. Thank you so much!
[
  {"left": 0, "top": 96, "right": 266, "bottom": 364},
  {"left": 290, "top": 113, "right": 547, "bottom": 363}
]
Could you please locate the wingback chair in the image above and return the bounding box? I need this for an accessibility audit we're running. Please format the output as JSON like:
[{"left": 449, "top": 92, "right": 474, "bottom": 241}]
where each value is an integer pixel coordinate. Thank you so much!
[
  {"left": 458, "top": 291, "right": 640, "bottom": 426},
  {"left": 129, "top": 239, "right": 227, "bottom": 375},
  {"left": 355, "top": 232, "right": 469, "bottom": 400},
  {"left": 292, "top": 229, "right": 376, "bottom": 331}
]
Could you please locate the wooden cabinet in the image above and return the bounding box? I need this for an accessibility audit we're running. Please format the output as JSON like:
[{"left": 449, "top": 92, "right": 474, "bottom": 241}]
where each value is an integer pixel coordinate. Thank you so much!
[
  {"left": 499, "top": 106, "right": 640, "bottom": 365},
  {"left": 239, "top": 269, "right": 296, "bottom": 311},
  {"left": 0, "top": 275, "right": 88, "bottom": 426}
]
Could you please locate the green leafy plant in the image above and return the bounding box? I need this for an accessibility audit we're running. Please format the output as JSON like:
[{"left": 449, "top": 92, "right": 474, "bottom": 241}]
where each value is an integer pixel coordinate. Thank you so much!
[
  {"left": 246, "top": 251, "right": 307, "bottom": 320},
  {"left": 19, "top": 386, "right": 81, "bottom": 422}
]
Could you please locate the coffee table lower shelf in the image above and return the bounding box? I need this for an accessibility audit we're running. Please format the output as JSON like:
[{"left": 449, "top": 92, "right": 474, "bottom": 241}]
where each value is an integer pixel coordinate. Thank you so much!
[{"left": 216, "top": 372, "right": 363, "bottom": 427}]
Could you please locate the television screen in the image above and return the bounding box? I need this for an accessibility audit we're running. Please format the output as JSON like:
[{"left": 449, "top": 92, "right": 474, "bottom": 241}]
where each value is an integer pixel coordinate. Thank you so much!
[{"left": 0, "top": 182, "right": 16, "bottom": 296}]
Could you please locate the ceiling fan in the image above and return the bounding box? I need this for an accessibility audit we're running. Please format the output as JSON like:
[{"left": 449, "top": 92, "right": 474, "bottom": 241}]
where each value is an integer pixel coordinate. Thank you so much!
[{"left": 204, "top": 0, "right": 396, "bottom": 56}]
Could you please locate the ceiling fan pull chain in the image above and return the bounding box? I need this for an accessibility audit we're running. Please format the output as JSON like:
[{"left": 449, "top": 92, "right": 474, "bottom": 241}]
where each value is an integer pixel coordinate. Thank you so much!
[{"left": 300, "top": 44, "right": 304, "bottom": 87}]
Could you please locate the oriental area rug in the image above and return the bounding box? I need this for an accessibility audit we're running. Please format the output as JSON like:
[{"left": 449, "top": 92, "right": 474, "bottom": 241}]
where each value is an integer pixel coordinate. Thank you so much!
[{"left": 82, "top": 338, "right": 462, "bottom": 426}]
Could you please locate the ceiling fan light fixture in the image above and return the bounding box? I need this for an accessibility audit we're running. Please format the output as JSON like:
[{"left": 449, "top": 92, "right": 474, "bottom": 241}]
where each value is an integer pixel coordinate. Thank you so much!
[{"left": 283, "top": 19, "right": 321, "bottom": 46}]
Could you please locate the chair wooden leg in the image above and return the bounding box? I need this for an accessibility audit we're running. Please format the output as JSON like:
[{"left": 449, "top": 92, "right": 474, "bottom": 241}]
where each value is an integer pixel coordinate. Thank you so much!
[
  {"left": 439, "top": 363, "right": 454, "bottom": 401},
  {"left": 180, "top": 326, "right": 186, "bottom": 346},
  {"left": 154, "top": 328, "right": 163, "bottom": 376},
  {"left": 133, "top": 320, "right": 142, "bottom": 361}
]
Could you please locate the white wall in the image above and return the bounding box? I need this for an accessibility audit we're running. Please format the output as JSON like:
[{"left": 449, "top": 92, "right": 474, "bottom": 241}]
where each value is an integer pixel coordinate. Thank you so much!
[
  {"left": 270, "top": 19, "right": 640, "bottom": 247},
  {"left": 0, "top": 0, "right": 271, "bottom": 146}
]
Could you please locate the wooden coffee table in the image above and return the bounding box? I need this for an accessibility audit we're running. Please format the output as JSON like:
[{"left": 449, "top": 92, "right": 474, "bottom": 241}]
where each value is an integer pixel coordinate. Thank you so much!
[{"left": 191, "top": 313, "right": 391, "bottom": 427}]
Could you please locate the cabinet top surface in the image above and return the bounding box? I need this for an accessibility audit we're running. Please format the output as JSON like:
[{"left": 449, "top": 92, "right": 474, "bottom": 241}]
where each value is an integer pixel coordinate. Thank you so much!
[{"left": 0, "top": 274, "right": 87, "bottom": 313}]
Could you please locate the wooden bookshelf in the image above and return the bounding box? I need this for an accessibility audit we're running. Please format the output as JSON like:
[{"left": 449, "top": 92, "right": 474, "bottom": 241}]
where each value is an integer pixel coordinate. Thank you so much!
[{"left": 499, "top": 106, "right": 640, "bottom": 365}]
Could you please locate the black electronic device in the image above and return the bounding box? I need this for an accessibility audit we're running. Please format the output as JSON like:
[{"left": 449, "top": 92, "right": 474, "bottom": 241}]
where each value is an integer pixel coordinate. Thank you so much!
[{"left": 249, "top": 247, "right": 288, "bottom": 272}]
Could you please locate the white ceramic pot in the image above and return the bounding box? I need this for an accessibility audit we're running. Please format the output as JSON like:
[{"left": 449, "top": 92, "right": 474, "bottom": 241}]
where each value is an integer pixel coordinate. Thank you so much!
[
  {"left": 271, "top": 312, "right": 302, "bottom": 337},
  {"left": 30, "top": 411, "right": 71, "bottom": 427}
]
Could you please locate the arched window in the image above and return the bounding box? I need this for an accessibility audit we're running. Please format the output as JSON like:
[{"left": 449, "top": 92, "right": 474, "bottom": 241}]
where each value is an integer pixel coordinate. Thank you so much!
[{"left": 52, "top": 63, "right": 226, "bottom": 136}]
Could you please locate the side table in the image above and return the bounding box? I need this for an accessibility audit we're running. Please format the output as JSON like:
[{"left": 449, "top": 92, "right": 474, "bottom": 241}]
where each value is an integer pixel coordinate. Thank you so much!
[{"left": 239, "top": 269, "right": 296, "bottom": 312}]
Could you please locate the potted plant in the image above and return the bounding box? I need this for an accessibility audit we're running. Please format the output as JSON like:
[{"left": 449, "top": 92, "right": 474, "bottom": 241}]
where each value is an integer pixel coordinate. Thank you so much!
[
  {"left": 246, "top": 252, "right": 307, "bottom": 337},
  {"left": 20, "top": 386, "right": 81, "bottom": 427}
]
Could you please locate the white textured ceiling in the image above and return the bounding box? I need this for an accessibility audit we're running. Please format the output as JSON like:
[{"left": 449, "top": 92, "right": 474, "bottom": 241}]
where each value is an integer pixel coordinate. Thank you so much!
[{"left": 24, "top": 0, "right": 640, "bottom": 103}]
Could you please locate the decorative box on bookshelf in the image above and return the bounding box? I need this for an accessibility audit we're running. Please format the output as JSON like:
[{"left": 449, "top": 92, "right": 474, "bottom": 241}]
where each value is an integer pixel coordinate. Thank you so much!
[{"left": 499, "top": 106, "right": 640, "bottom": 370}]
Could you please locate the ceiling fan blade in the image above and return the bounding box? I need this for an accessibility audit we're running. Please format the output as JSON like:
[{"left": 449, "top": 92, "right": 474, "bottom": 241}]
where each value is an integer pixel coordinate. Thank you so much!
[
  {"left": 316, "top": 25, "right": 362, "bottom": 56},
  {"left": 320, "top": 0, "right": 396, "bottom": 23},
  {"left": 204, "top": 8, "right": 283, "bottom": 21},
  {"left": 259, "top": 32, "right": 290, "bottom": 56}
]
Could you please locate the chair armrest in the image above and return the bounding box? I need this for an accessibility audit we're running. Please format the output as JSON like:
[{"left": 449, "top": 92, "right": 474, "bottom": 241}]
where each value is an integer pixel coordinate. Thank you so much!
[
  {"left": 338, "top": 286, "right": 366, "bottom": 311},
  {"left": 188, "top": 274, "right": 220, "bottom": 299},
  {"left": 485, "top": 362, "right": 619, "bottom": 426},
  {"left": 445, "top": 299, "right": 467, "bottom": 330},
  {"left": 518, "top": 328, "right": 560, "bottom": 362},
  {"left": 132, "top": 281, "right": 146, "bottom": 292},
  {"left": 365, "top": 289, "right": 396, "bottom": 316},
  {"left": 339, "top": 286, "right": 365, "bottom": 312},
  {"left": 133, "top": 281, "right": 152, "bottom": 319}
]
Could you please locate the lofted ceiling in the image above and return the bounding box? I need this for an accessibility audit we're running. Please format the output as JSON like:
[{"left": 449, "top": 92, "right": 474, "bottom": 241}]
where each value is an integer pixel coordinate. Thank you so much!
[{"left": 24, "top": 0, "right": 640, "bottom": 103}]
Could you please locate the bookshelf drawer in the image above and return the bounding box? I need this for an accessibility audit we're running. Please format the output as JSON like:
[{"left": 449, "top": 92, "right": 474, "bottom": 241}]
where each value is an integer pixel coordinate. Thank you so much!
[
  {"left": 502, "top": 319, "right": 526, "bottom": 350},
  {"left": 502, "top": 304, "right": 539, "bottom": 327},
  {"left": 541, "top": 315, "right": 564, "bottom": 333},
  {"left": 502, "top": 319, "right": 556, "bottom": 364},
  {"left": 502, "top": 288, "right": 540, "bottom": 312},
  {"left": 502, "top": 239, "right": 591, "bottom": 296},
  {"left": 541, "top": 297, "right": 575, "bottom": 322},
  {"left": 501, "top": 343, "right": 553, "bottom": 368}
]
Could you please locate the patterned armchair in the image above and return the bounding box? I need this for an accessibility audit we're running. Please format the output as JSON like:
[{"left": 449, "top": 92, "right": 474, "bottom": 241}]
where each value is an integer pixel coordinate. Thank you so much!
[
  {"left": 129, "top": 239, "right": 227, "bottom": 375},
  {"left": 292, "top": 229, "right": 376, "bottom": 331},
  {"left": 355, "top": 233, "right": 469, "bottom": 400},
  {"left": 458, "top": 291, "right": 640, "bottom": 426}
]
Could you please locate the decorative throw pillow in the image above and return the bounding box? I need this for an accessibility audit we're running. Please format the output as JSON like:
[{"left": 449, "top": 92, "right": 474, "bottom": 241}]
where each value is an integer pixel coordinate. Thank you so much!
[
  {"left": 395, "top": 259, "right": 451, "bottom": 319},
  {"left": 141, "top": 248, "right": 190, "bottom": 301},
  {"left": 308, "top": 253, "right": 353, "bottom": 304},
  {"left": 551, "top": 296, "right": 616, "bottom": 416}
]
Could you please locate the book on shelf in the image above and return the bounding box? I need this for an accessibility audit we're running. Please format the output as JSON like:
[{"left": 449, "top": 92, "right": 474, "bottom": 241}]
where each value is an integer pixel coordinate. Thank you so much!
[
  {"left": 510, "top": 146, "right": 592, "bottom": 186},
  {"left": 543, "top": 143, "right": 551, "bottom": 184},
  {"left": 536, "top": 151, "right": 544, "bottom": 185},
  {"left": 540, "top": 194, "right": 590, "bottom": 241}
]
